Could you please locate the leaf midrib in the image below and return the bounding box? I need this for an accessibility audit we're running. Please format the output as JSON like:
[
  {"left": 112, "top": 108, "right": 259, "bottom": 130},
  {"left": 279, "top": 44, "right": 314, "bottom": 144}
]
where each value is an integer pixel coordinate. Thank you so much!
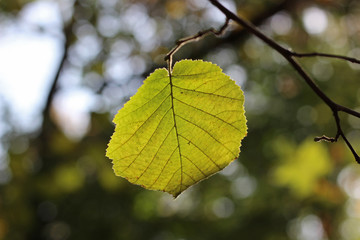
[{"left": 169, "top": 72, "right": 184, "bottom": 193}]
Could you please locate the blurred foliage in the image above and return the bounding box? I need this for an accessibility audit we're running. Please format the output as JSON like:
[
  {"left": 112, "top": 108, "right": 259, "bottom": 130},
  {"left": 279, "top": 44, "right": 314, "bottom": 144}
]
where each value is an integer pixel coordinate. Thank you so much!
[
  {"left": 1, "top": 0, "right": 360, "bottom": 239},
  {"left": 272, "top": 138, "right": 333, "bottom": 198},
  {"left": 0, "top": 0, "right": 33, "bottom": 13}
]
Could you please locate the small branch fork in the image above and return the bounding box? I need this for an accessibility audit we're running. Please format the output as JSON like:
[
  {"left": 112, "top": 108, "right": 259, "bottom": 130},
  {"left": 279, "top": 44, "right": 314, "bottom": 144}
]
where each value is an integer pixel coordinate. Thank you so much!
[
  {"left": 165, "top": 0, "right": 360, "bottom": 163},
  {"left": 165, "top": 18, "right": 230, "bottom": 73},
  {"left": 207, "top": 0, "right": 360, "bottom": 163}
]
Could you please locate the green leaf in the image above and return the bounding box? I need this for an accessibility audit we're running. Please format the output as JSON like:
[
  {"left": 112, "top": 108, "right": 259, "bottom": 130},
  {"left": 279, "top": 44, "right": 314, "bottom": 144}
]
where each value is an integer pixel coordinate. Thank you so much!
[{"left": 106, "top": 59, "right": 247, "bottom": 197}]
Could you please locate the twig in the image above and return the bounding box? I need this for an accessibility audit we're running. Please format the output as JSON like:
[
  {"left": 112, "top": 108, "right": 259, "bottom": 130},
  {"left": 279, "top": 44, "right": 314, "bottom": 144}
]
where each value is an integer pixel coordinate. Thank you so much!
[
  {"left": 140, "top": 0, "right": 298, "bottom": 81},
  {"left": 292, "top": 52, "right": 360, "bottom": 65},
  {"left": 207, "top": 0, "right": 360, "bottom": 163},
  {"left": 165, "top": 18, "right": 230, "bottom": 73},
  {"left": 314, "top": 136, "right": 337, "bottom": 143}
]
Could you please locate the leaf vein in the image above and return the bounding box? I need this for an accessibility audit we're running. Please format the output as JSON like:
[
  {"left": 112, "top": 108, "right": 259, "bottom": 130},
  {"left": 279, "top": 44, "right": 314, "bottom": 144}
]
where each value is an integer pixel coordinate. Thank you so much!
[
  {"left": 118, "top": 101, "right": 172, "bottom": 173},
  {"left": 174, "top": 97, "right": 241, "bottom": 132},
  {"left": 108, "top": 94, "right": 171, "bottom": 155},
  {"left": 179, "top": 134, "right": 221, "bottom": 170},
  {"left": 169, "top": 73, "right": 184, "bottom": 191},
  {"left": 182, "top": 155, "right": 206, "bottom": 177},
  {"left": 173, "top": 85, "right": 242, "bottom": 101},
  {"left": 172, "top": 70, "right": 219, "bottom": 77},
  {"left": 215, "top": 109, "right": 243, "bottom": 116},
  {"left": 150, "top": 146, "right": 179, "bottom": 189},
  {"left": 133, "top": 125, "right": 175, "bottom": 184},
  {"left": 176, "top": 114, "right": 237, "bottom": 158},
  {"left": 183, "top": 171, "right": 196, "bottom": 184},
  {"left": 120, "top": 83, "right": 170, "bottom": 119},
  {"left": 163, "top": 165, "right": 181, "bottom": 191},
  {"left": 210, "top": 82, "right": 234, "bottom": 95},
  {"left": 193, "top": 79, "right": 224, "bottom": 90}
]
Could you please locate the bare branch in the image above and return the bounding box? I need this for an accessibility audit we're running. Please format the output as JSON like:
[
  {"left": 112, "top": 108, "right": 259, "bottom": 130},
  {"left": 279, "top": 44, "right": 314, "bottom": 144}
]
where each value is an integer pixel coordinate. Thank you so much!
[
  {"left": 292, "top": 52, "right": 360, "bottom": 65},
  {"left": 314, "top": 136, "right": 337, "bottom": 143},
  {"left": 336, "top": 104, "right": 360, "bottom": 118},
  {"left": 165, "top": 18, "right": 230, "bottom": 73},
  {"left": 208, "top": 0, "right": 360, "bottom": 163},
  {"left": 42, "top": 17, "right": 74, "bottom": 120}
]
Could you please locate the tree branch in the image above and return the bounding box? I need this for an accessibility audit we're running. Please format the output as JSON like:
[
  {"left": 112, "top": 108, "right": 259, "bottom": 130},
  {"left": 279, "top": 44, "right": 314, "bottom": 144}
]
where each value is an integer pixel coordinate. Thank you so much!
[
  {"left": 42, "top": 17, "right": 73, "bottom": 121},
  {"left": 139, "top": 0, "right": 300, "bottom": 83},
  {"left": 207, "top": 0, "right": 360, "bottom": 163},
  {"left": 291, "top": 52, "right": 360, "bottom": 65},
  {"left": 37, "top": 15, "right": 76, "bottom": 173},
  {"left": 165, "top": 18, "right": 230, "bottom": 73}
]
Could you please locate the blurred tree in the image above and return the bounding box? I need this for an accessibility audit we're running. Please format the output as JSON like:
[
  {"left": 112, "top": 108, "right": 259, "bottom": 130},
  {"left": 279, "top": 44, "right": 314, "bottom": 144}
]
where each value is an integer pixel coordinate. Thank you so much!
[{"left": 1, "top": 0, "right": 360, "bottom": 239}]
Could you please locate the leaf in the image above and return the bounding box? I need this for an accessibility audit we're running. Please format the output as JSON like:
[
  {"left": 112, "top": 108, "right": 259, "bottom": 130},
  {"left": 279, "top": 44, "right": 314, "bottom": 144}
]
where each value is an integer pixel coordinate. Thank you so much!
[{"left": 106, "top": 59, "right": 247, "bottom": 197}]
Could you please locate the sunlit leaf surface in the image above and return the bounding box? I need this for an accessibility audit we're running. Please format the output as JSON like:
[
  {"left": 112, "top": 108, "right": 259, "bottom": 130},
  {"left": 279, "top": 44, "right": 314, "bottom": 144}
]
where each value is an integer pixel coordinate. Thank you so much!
[{"left": 106, "top": 60, "right": 247, "bottom": 197}]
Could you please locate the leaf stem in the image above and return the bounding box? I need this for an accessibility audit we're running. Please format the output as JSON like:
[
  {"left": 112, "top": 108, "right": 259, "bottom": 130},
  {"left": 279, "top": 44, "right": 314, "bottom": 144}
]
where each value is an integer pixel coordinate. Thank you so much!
[{"left": 165, "top": 18, "right": 230, "bottom": 73}]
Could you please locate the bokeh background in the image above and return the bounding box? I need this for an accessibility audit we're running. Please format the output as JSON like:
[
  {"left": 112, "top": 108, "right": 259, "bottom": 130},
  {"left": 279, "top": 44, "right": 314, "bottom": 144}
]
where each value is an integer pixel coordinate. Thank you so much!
[{"left": 1, "top": 0, "right": 360, "bottom": 239}]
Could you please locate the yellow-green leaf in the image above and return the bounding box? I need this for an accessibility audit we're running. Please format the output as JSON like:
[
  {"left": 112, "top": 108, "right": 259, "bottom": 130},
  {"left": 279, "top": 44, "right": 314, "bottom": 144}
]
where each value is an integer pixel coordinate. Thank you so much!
[{"left": 106, "top": 59, "right": 247, "bottom": 197}]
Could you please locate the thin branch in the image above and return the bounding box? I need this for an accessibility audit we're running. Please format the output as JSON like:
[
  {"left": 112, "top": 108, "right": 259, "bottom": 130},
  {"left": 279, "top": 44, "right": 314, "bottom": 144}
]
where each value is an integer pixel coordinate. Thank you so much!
[
  {"left": 333, "top": 111, "right": 360, "bottom": 163},
  {"left": 314, "top": 136, "right": 337, "bottom": 143},
  {"left": 37, "top": 16, "right": 75, "bottom": 173},
  {"left": 208, "top": 0, "right": 334, "bottom": 105},
  {"left": 336, "top": 104, "right": 360, "bottom": 118},
  {"left": 208, "top": 0, "right": 360, "bottom": 163},
  {"left": 42, "top": 18, "right": 73, "bottom": 120},
  {"left": 165, "top": 18, "right": 230, "bottom": 73},
  {"left": 292, "top": 52, "right": 360, "bottom": 65},
  {"left": 42, "top": 42, "right": 67, "bottom": 118},
  {"left": 140, "top": 0, "right": 297, "bottom": 81},
  {"left": 341, "top": 131, "right": 360, "bottom": 163}
]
